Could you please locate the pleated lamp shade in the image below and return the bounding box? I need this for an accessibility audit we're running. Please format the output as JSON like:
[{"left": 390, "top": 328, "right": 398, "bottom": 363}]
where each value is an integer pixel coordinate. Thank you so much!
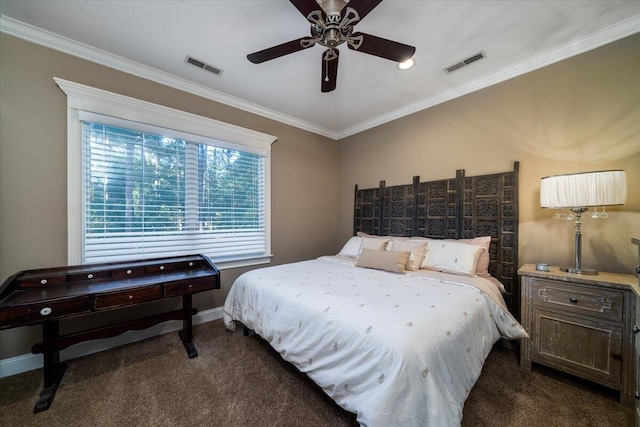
[{"left": 540, "top": 170, "right": 627, "bottom": 209}]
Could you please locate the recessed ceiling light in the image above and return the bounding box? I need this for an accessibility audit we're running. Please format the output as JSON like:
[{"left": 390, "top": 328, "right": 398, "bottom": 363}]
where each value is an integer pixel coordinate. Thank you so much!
[{"left": 397, "top": 58, "right": 416, "bottom": 70}]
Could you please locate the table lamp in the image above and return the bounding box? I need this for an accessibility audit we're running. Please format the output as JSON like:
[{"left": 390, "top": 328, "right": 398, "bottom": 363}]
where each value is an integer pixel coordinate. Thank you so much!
[{"left": 540, "top": 170, "right": 627, "bottom": 275}]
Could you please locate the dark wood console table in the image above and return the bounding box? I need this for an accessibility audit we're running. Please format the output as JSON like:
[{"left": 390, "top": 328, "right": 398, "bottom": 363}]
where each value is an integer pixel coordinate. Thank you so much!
[{"left": 0, "top": 254, "right": 220, "bottom": 412}]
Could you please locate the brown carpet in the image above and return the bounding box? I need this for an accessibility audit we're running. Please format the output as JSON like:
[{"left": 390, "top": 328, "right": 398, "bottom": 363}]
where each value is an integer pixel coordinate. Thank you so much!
[{"left": 0, "top": 319, "right": 633, "bottom": 426}]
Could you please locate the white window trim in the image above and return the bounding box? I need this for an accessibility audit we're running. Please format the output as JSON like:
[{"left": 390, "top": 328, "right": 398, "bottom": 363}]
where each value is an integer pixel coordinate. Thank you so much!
[{"left": 55, "top": 77, "right": 276, "bottom": 269}]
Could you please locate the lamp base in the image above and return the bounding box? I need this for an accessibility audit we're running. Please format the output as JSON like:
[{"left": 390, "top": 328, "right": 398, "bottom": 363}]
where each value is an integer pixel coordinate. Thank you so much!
[{"left": 559, "top": 266, "right": 599, "bottom": 275}]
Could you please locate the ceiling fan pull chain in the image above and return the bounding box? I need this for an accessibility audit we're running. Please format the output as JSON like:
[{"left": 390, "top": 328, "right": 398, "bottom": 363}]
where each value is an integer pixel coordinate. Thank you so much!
[{"left": 325, "top": 58, "right": 329, "bottom": 82}]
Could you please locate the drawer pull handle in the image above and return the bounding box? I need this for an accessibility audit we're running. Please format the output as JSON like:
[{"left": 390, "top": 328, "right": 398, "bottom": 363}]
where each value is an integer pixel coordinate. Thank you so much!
[
  {"left": 189, "top": 262, "right": 194, "bottom": 267},
  {"left": 160, "top": 265, "right": 165, "bottom": 271},
  {"left": 126, "top": 269, "right": 132, "bottom": 275},
  {"left": 633, "top": 325, "right": 639, "bottom": 334},
  {"left": 40, "top": 279, "right": 48, "bottom": 285},
  {"left": 40, "top": 307, "right": 52, "bottom": 316},
  {"left": 188, "top": 284, "right": 193, "bottom": 289},
  {"left": 635, "top": 391, "right": 640, "bottom": 400},
  {"left": 128, "top": 295, "right": 134, "bottom": 300},
  {"left": 87, "top": 274, "right": 94, "bottom": 279},
  {"left": 569, "top": 297, "right": 578, "bottom": 303}
]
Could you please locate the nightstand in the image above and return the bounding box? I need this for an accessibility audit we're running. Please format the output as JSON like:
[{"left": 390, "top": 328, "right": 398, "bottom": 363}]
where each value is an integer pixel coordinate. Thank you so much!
[
  {"left": 631, "top": 236, "right": 640, "bottom": 426},
  {"left": 634, "top": 283, "right": 640, "bottom": 426},
  {"left": 518, "top": 263, "right": 637, "bottom": 407}
]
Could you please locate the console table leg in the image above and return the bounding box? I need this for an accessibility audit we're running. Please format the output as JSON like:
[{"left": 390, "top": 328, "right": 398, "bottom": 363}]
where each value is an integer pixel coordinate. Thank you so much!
[
  {"left": 179, "top": 294, "right": 198, "bottom": 358},
  {"left": 34, "top": 321, "right": 67, "bottom": 413}
]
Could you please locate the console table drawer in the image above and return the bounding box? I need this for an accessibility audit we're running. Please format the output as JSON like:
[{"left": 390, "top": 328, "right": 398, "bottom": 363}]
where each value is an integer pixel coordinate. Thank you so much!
[
  {"left": 94, "top": 285, "right": 162, "bottom": 309},
  {"left": 164, "top": 279, "right": 214, "bottom": 297},
  {"left": 0, "top": 297, "right": 92, "bottom": 327},
  {"left": 532, "top": 279, "right": 623, "bottom": 322}
]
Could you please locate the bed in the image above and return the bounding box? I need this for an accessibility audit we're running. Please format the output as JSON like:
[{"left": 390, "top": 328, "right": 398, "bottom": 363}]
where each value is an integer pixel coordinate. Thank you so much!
[{"left": 223, "top": 163, "right": 527, "bottom": 426}]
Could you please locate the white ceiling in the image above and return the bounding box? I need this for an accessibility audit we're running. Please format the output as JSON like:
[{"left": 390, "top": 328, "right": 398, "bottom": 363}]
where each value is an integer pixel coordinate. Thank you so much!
[{"left": 1, "top": 1, "right": 639, "bottom": 139}]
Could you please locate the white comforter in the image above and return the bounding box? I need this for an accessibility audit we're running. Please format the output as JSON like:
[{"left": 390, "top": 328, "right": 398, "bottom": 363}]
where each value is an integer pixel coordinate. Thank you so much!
[{"left": 223, "top": 256, "right": 527, "bottom": 427}]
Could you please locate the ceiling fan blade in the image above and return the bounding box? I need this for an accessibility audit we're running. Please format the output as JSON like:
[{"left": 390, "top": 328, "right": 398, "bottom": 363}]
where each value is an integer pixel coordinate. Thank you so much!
[
  {"left": 247, "top": 38, "right": 315, "bottom": 64},
  {"left": 347, "top": 32, "right": 415, "bottom": 63},
  {"left": 290, "top": 0, "right": 326, "bottom": 21},
  {"left": 321, "top": 49, "right": 339, "bottom": 93},
  {"left": 341, "top": 0, "right": 382, "bottom": 22}
]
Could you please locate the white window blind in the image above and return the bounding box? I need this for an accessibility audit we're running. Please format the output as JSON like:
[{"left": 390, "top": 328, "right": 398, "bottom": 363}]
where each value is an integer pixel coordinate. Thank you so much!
[{"left": 82, "top": 119, "right": 266, "bottom": 264}]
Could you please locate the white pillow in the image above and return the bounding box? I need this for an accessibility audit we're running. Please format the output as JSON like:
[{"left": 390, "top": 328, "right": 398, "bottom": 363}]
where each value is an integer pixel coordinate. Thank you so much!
[
  {"left": 447, "top": 236, "right": 491, "bottom": 275},
  {"left": 390, "top": 240, "right": 427, "bottom": 271},
  {"left": 421, "top": 239, "right": 484, "bottom": 276},
  {"left": 338, "top": 237, "right": 362, "bottom": 258}
]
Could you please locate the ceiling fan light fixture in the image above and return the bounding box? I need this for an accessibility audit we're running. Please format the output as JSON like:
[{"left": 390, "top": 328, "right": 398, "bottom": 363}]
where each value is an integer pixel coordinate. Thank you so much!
[
  {"left": 397, "top": 58, "right": 416, "bottom": 70},
  {"left": 247, "top": 0, "right": 416, "bottom": 92}
]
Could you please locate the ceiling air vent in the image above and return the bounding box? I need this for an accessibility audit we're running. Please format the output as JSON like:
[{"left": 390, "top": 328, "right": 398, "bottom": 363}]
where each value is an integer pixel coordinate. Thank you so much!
[
  {"left": 444, "top": 51, "right": 486, "bottom": 74},
  {"left": 185, "top": 55, "right": 223, "bottom": 76}
]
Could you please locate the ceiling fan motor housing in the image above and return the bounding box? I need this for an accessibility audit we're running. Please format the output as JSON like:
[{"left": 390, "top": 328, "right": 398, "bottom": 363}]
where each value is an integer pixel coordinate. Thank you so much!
[
  {"left": 321, "top": 0, "right": 348, "bottom": 15},
  {"left": 312, "top": 1, "right": 356, "bottom": 49},
  {"left": 324, "top": 28, "right": 341, "bottom": 48}
]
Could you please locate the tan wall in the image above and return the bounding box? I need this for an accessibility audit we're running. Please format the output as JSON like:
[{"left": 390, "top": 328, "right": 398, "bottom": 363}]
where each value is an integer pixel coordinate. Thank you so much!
[
  {"left": 1, "top": 31, "right": 639, "bottom": 362},
  {"left": 0, "top": 34, "right": 339, "bottom": 359},
  {"left": 338, "top": 33, "right": 640, "bottom": 275}
]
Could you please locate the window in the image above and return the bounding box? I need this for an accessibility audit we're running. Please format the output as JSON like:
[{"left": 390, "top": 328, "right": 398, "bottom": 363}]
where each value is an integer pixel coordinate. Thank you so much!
[
  {"left": 57, "top": 78, "right": 276, "bottom": 268},
  {"left": 83, "top": 117, "right": 266, "bottom": 264}
]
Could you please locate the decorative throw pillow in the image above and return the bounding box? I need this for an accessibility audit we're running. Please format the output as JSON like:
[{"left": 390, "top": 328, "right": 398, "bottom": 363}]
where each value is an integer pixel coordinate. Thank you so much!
[
  {"left": 421, "top": 240, "right": 484, "bottom": 276},
  {"left": 447, "top": 236, "right": 491, "bottom": 275},
  {"left": 359, "top": 237, "right": 390, "bottom": 254},
  {"left": 356, "top": 249, "right": 411, "bottom": 274},
  {"left": 389, "top": 240, "right": 427, "bottom": 271},
  {"left": 412, "top": 236, "right": 491, "bottom": 275},
  {"left": 337, "top": 236, "right": 362, "bottom": 258}
]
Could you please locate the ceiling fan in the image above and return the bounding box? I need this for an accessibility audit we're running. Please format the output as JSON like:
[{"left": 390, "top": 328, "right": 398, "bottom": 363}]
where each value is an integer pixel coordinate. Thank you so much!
[{"left": 247, "top": 0, "right": 416, "bottom": 93}]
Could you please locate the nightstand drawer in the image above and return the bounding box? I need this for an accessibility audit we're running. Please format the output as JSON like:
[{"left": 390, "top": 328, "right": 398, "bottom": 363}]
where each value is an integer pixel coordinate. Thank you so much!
[{"left": 531, "top": 279, "right": 623, "bottom": 322}]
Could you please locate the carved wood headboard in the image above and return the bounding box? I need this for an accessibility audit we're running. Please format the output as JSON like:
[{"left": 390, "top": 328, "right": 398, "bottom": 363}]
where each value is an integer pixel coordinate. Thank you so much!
[{"left": 353, "top": 162, "right": 519, "bottom": 313}]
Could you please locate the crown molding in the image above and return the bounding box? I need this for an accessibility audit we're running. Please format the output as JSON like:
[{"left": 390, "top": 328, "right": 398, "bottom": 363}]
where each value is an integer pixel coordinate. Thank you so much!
[
  {"left": 2, "top": 12, "right": 639, "bottom": 141},
  {"left": 0, "top": 15, "right": 339, "bottom": 140},
  {"left": 336, "top": 13, "right": 640, "bottom": 140}
]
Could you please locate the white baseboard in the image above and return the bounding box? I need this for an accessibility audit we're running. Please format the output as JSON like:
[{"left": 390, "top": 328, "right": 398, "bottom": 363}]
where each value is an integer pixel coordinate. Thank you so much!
[{"left": 0, "top": 306, "right": 224, "bottom": 378}]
